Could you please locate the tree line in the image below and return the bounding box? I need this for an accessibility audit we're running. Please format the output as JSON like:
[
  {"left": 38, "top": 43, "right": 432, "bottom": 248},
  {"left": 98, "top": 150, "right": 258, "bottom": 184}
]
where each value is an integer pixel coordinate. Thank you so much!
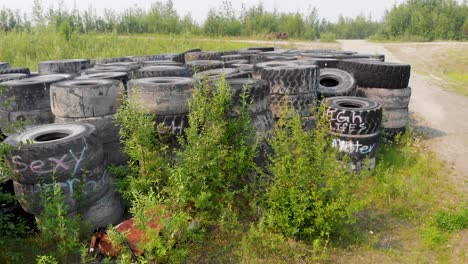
[{"left": 0, "top": 0, "right": 466, "bottom": 40}]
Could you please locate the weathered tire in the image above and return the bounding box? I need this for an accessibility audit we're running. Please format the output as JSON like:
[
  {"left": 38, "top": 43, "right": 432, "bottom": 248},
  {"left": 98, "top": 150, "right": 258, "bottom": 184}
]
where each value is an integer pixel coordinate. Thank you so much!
[
  {"left": 155, "top": 114, "right": 189, "bottom": 136},
  {"left": 84, "top": 66, "right": 132, "bottom": 74},
  {"left": 128, "top": 77, "right": 194, "bottom": 116},
  {"left": 382, "top": 108, "right": 408, "bottom": 129},
  {"left": 339, "top": 60, "right": 411, "bottom": 89},
  {"left": 76, "top": 72, "right": 130, "bottom": 86},
  {"left": 252, "top": 61, "right": 295, "bottom": 79},
  {"left": 38, "top": 59, "right": 90, "bottom": 75},
  {"left": 128, "top": 53, "right": 178, "bottom": 63},
  {"left": 185, "top": 60, "right": 224, "bottom": 74},
  {"left": 252, "top": 111, "right": 274, "bottom": 141},
  {"left": 0, "top": 67, "right": 31, "bottom": 75},
  {"left": 55, "top": 115, "right": 119, "bottom": 144},
  {"left": 141, "top": 60, "right": 184, "bottom": 67},
  {"left": 4, "top": 123, "right": 104, "bottom": 184},
  {"left": 221, "top": 55, "right": 250, "bottom": 62},
  {"left": 13, "top": 167, "right": 111, "bottom": 215},
  {"left": 318, "top": 68, "right": 356, "bottom": 99},
  {"left": 247, "top": 47, "right": 275, "bottom": 52},
  {"left": 298, "top": 57, "right": 339, "bottom": 68},
  {"left": 196, "top": 68, "right": 239, "bottom": 81},
  {"left": 95, "top": 57, "right": 132, "bottom": 64},
  {"left": 270, "top": 94, "right": 316, "bottom": 118},
  {"left": 184, "top": 51, "right": 222, "bottom": 63},
  {"left": 330, "top": 131, "right": 381, "bottom": 162},
  {"left": 226, "top": 78, "right": 270, "bottom": 116},
  {"left": 356, "top": 87, "right": 411, "bottom": 109},
  {"left": 51, "top": 79, "right": 122, "bottom": 118},
  {"left": 136, "top": 66, "right": 190, "bottom": 78},
  {"left": 0, "top": 73, "right": 28, "bottom": 83},
  {"left": 301, "top": 116, "right": 316, "bottom": 131},
  {"left": 0, "top": 62, "right": 9, "bottom": 69},
  {"left": 0, "top": 74, "right": 74, "bottom": 111},
  {"left": 250, "top": 55, "right": 296, "bottom": 65},
  {"left": 95, "top": 62, "right": 141, "bottom": 72},
  {"left": 225, "top": 60, "right": 250, "bottom": 67},
  {"left": 324, "top": 96, "right": 382, "bottom": 135},
  {"left": 172, "top": 49, "right": 202, "bottom": 63},
  {"left": 255, "top": 63, "right": 319, "bottom": 95},
  {"left": 103, "top": 141, "right": 128, "bottom": 166},
  {"left": 0, "top": 108, "right": 54, "bottom": 134},
  {"left": 81, "top": 186, "right": 124, "bottom": 228},
  {"left": 231, "top": 64, "right": 253, "bottom": 71}
]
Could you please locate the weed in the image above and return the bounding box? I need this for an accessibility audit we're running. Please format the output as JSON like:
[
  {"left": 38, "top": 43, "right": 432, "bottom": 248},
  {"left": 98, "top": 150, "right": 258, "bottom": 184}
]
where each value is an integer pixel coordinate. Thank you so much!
[{"left": 433, "top": 208, "right": 468, "bottom": 232}]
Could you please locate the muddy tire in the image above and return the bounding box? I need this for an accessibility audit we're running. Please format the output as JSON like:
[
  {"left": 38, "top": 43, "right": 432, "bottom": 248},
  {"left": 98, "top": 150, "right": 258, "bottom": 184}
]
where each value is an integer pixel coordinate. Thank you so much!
[
  {"left": 318, "top": 68, "right": 356, "bottom": 99},
  {"left": 356, "top": 87, "right": 411, "bottom": 109},
  {"left": 0, "top": 67, "right": 31, "bottom": 75},
  {"left": 270, "top": 94, "right": 316, "bottom": 118},
  {"left": 38, "top": 59, "right": 90, "bottom": 75},
  {"left": 184, "top": 51, "right": 222, "bottom": 63},
  {"left": 324, "top": 96, "right": 382, "bottom": 135},
  {"left": 136, "top": 66, "right": 190, "bottom": 78},
  {"left": 0, "top": 74, "right": 74, "bottom": 111},
  {"left": 382, "top": 108, "right": 408, "bottom": 129},
  {"left": 51, "top": 79, "right": 122, "bottom": 118},
  {"left": 55, "top": 115, "right": 119, "bottom": 144},
  {"left": 4, "top": 123, "right": 104, "bottom": 185},
  {"left": 128, "top": 77, "right": 194, "bottom": 116},
  {"left": 339, "top": 60, "right": 411, "bottom": 89},
  {"left": 0, "top": 74, "right": 28, "bottom": 83}
]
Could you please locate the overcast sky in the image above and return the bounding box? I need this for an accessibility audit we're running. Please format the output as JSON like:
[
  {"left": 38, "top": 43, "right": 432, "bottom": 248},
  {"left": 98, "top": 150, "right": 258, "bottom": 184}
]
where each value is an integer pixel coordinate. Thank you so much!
[{"left": 2, "top": 0, "right": 410, "bottom": 23}]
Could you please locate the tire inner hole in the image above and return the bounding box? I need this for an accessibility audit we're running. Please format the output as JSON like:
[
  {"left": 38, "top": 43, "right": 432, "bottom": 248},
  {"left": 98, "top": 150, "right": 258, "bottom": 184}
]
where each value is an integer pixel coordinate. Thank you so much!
[
  {"left": 320, "top": 77, "right": 339, "bottom": 87},
  {"left": 35, "top": 132, "right": 69, "bottom": 142},
  {"left": 338, "top": 102, "right": 362, "bottom": 108}
]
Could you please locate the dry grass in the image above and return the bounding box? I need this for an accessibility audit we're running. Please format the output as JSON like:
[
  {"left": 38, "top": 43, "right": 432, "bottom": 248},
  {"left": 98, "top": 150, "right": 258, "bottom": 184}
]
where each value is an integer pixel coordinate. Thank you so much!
[{"left": 385, "top": 42, "right": 468, "bottom": 96}]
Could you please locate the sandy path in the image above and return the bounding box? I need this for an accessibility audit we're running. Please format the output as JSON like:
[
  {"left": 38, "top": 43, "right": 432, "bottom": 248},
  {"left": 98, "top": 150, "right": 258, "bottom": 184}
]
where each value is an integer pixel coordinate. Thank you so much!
[{"left": 339, "top": 39, "right": 467, "bottom": 193}]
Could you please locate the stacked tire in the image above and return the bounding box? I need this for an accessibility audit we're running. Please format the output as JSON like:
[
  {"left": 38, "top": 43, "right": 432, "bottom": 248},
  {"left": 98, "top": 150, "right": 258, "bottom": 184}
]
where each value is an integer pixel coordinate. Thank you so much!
[
  {"left": 0, "top": 74, "right": 73, "bottom": 135},
  {"left": 38, "top": 59, "right": 90, "bottom": 75},
  {"left": 317, "top": 68, "right": 356, "bottom": 100},
  {"left": 50, "top": 79, "right": 126, "bottom": 165},
  {"left": 340, "top": 60, "right": 411, "bottom": 136},
  {"left": 324, "top": 97, "right": 382, "bottom": 170},
  {"left": 3, "top": 123, "right": 123, "bottom": 228},
  {"left": 253, "top": 61, "right": 319, "bottom": 131},
  {"left": 128, "top": 77, "right": 194, "bottom": 139}
]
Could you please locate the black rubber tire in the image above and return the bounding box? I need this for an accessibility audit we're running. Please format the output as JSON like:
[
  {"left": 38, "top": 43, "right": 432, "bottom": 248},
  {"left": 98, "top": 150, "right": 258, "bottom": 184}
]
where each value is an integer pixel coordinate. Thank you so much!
[
  {"left": 195, "top": 68, "right": 239, "bottom": 81},
  {"left": 0, "top": 73, "right": 28, "bottom": 83},
  {"left": 95, "top": 57, "right": 132, "bottom": 64},
  {"left": 128, "top": 77, "right": 194, "bottom": 115},
  {"left": 51, "top": 79, "right": 122, "bottom": 118},
  {"left": 231, "top": 64, "right": 253, "bottom": 71},
  {"left": 0, "top": 67, "right": 31, "bottom": 75},
  {"left": 55, "top": 114, "right": 120, "bottom": 144},
  {"left": 254, "top": 63, "right": 319, "bottom": 95},
  {"left": 185, "top": 60, "right": 224, "bottom": 74},
  {"left": 221, "top": 54, "right": 251, "bottom": 62},
  {"left": 227, "top": 71, "right": 252, "bottom": 79},
  {"left": 301, "top": 116, "right": 317, "bottom": 131},
  {"left": 4, "top": 123, "right": 104, "bottom": 185},
  {"left": 184, "top": 51, "right": 222, "bottom": 63},
  {"left": 141, "top": 60, "right": 184, "bottom": 67},
  {"left": 0, "top": 62, "right": 9, "bottom": 69},
  {"left": 318, "top": 68, "right": 356, "bottom": 99},
  {"left": 270, "top": 94, "right": 316, "bottom": 118},
  {"left": 0, "top": 108, "right": 54, "bottom": 134},
  {"left": 300, "top": 57, "right": 339, "bottom": 68},
  {"left": 302, "top": 49, "right": 336, "bottom": 54},
  {"left": 102, "top": 141, "right": 128, "bottom": 166},
  {"left": 238, "top": 49, "right": 262, "bottom": 55},
  {"left": 324, "top": 96, "right": 382, "bottom": 135},
  {"left": 13, "top": 166, "right": 111, "bottom": 216},
  {"left": 172, "top": 49, "right": 202, "bottom": 64},
  {"left": 0, "top": 74, "right": 74, "bottom": 111},
  {"left": 225, "top": 60, "right": 250, "bottom": 67},
  {"left": 252, "top": 61, "right": 296, "bottom": 79},
  {"left": 356, "top": 87, "right": 411, "bottom": 109},
  {"left": 330, "top": 131, "right": 381, "bottom": 162},
  {"left": 221, "top": 50, "right": 240, "bottom": 56},
  {"left": 76, "top": 71, "right": 130, "bottom": 86},
  {"left": 382, "top": 108, "right": 408, "bottom": 129},
  {"left": 252, "top": 110, "right": 274, "bottom": 142},
  {"left": 339, "top": 60, "right": 411, "bottom": 89},
  {"left": 81, "top": 185, "right": 124, "bottom": 228},
  {"left": 226, "top": 78, "right": 270, "bottom": 116},
  {"left": 155, "top": 114, "right": 189, "bottom": 136},
  {"left": 38, "top": 59, "right": 90, "bottom": 75},
  {"left": 136, "top": 66, "right": 190, "bottom": 78},
  {"left": 84, "top": 66, "right": 132, "bottom": 74},
  {"left": 247, "top": 47, "right": 275, "bottom": 52},
  {"left": 95, "top": 62, "right": 141, "bottom": 72},
  {"left": 128, "top": 53, "right": 177, "bottom": 62},
  {"left": 250, "top": 55, "right": 297, "bottom": 65}
]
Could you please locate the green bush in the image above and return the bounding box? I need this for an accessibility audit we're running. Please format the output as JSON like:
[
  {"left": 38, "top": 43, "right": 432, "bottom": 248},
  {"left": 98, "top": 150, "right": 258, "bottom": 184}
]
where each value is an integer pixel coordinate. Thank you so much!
[
  {"left": 320, "top": 32, "right": 337, "bottom": 42},
  {"left": 259, "top": 104, "right": 361, "bottom": 241}
]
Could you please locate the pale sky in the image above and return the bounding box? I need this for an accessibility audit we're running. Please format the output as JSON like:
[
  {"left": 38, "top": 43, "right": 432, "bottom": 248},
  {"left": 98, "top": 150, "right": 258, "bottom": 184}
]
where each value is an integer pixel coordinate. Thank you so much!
[{"left": 1, "top": 0, "right": 410, "bottom": 23}]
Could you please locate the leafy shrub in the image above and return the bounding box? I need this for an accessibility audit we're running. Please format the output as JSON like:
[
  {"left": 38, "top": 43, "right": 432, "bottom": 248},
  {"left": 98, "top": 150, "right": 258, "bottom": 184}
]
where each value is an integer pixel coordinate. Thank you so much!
[
  {"left": 433, "top": 208, "right": 468, "bottom": 232},
  {"left": 319, "top": 32, "right": 337, "bottom": 42},
  {"left": 259, "top": 104, "right": 361, "bottom": 241}
]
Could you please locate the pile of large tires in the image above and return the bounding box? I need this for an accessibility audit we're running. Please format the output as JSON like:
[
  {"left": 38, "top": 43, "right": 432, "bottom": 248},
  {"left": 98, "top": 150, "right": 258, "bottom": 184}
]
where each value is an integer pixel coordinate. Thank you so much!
[{"left": 0, "top": 47, "right": 410, "bottom": 227}]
